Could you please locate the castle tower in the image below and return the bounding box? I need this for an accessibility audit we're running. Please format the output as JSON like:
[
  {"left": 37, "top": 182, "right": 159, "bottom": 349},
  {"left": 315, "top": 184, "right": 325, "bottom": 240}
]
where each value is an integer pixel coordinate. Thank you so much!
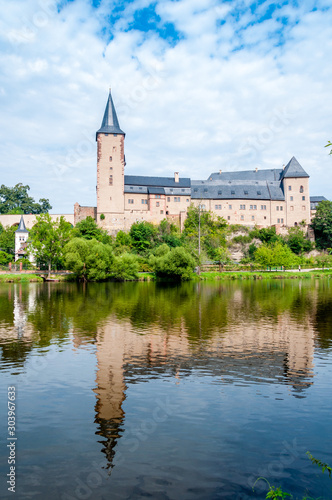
[
  {"left": 281, "top": 157, "right": 310, "bottom": 227},
  {"left": 96, "top": 89, "right": 125, "bottom": 232}
]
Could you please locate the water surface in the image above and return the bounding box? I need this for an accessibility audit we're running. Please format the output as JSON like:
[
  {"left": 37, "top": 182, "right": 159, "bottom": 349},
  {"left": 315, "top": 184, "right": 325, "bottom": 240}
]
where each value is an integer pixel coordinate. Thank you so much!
[{"left": 0, "top": 280, "right": 332, "bottom": 499}]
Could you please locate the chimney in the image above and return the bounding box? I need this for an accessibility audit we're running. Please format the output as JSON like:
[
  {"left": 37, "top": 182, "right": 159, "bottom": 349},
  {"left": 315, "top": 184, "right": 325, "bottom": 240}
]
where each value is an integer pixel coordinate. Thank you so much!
[
  {"left": 255, "top": 167, "right": 258, "bottom": 173},
  {"left": 282, "top": 164, "right": 285, "bottom": 170},
  {"left": 174, "top": 172, "right": 179, "bottom": 183},
  {"left": 219, "top": 170, "right": 222, "bottom": 174}
]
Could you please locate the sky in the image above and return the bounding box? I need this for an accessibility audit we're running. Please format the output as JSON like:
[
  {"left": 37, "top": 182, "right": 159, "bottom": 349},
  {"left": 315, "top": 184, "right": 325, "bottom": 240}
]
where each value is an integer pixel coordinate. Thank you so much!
[{"left": 0, "top": 0, "right": 331, "bottom": 213}]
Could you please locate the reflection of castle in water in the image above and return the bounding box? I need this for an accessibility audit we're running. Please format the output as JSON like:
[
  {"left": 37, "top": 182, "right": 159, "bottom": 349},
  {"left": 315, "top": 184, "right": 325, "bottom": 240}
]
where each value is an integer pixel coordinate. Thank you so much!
[{"left": 92, "top": 285, "right": 316, "bottom": 468}]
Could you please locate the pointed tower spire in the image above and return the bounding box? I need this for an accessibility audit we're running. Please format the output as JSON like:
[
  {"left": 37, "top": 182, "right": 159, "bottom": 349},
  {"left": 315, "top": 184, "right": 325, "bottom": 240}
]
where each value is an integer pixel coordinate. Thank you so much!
[
  {"left": 15, "top": 215, "right": 28, "bottom": 233},
  {"left": 96, "top": 88, "right": 125, "bottom": 138}
]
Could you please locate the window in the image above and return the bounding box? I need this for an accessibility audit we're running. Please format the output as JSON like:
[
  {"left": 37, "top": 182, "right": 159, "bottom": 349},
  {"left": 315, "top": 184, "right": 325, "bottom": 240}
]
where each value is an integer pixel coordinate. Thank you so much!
[
  {"left": 201, "top": 204, "right": 206, "bottom": 209},
  {"left": 240, "top": 204, "right": 246, "bottom": 210},
  {"left": 228, "top": 216, "right": 230, "bottom": 220},
  {"left": 276, "top": 206, "right": 279, "bottom": 211},
  {"left": 156, "top": 202, "right": 160, "bottom": 207},
  {"left": 215, "top": 204, "right": 221, "bottom": 210},
  {"left": 229, "top": 205, "right": 232, "bottom": 210},
  {"left": 300, "top": 186, "right": 304, "bottom": 193},
  {"left": 155, "top": 195, "right": 161, "bottom": 199},
  {"left": 128, "top": 199, "right": 134, "bottom": 204},
  {"left": 110, "top": 166, "right": 113, "bottom": 170},
  {"left": 302, "top": 205, "right": 306, "bottom": 211},
  {"left": 109, "top": 156, "right": 112, "bottom": 162},
  {"left": 280, "top": 206, "right": 283, "bottom": 211},
  {"left": 231, "top": 190, "right": 235, "bottom": 195},
  {"left": 186, "top": 199, "right": 189, "bottom": 202},
  {"left": 264, "top": 216, "right": 267, "bottom": 220},
  {"left": 167, "top": 197, "right": 170, "bottom": 202},
  {"left": 139, "top": 187, "right": 142, "bottom": 190},
  {"left": 261, "top": 205, "right": 266, "bottom": 210},
  {"left": 141, "top": 199, "right": 147, "bottom": 204},
  {"left": 240, "top": 215, "right": 244, "bottom": 220},
  {"left": 113, "top": 134, "right": 117, "bottom": 137},
  {"left": 194, "top": 188, "right": 198, "bottom": 193},
  {"left": 109, "top": 175, "right": 113, "bottom": 185},
  {"left": 302, "top": 196, "right": 305, "bottom": 201},
  {"left": 257, "top": 191, "right": 261, "bottom": 195},
  {"left": 251, "top": 215, "right": 255, "bottom": 220},
  {"left": 290, "top": 196, "right": 293, "bottom": 201},
  {"left": 112, "top": 146, "right": 116, "bottom": 152},
  {"left": 244, "top": 190, "right": 248, "bottom": 195},
  {"left": 218, "top": 190, "right": 222, "bottom": 195},
  {"left": 174, "top": 197, "right": 180, "bottom": 202},
  {"left": 281, "top": 218, "right": 284, "bottom": 223},
  {"left": 250, "top": 205, "right": 257, "bottom": 210},
  {"left": 288, "top": 186, "right": 292, "bottom": 191},
  {"left": 277, "top": 218, "right": 280, "bottom": 223},
  {"left": 204, "top": 188, "right": 208, "bottom": 193},
  {"left": 160, "top": 210, "right": 163, "bottom": 214},
  {"left": 181, "top": 189, "right": 185, "bottom": 192},
  {"left": 130, "top": 186, "right": 133, "bottom": 190}
]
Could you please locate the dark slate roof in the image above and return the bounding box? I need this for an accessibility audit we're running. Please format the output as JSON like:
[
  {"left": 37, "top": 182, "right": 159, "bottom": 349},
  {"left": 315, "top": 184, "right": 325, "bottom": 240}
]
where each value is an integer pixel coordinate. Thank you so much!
[
  {"left": 191, "top": 180, "right": 284, "bottom": 201},
  {"left": 15, "top": 216, "right": 29, "bottom": 233},
  {"left": 148, "top": 187, "right": 165, "bottom": 195},
  {"left": 124, "top": 175, "right": 191, "bottom": 188},
  {"left": 208, "top": 169, "right": 283, "bottom": 182},
  {"left": 96, "top": 89, "right": 125, "bottom": 137},
  {"left": 281, "top": 156, "right": 309, "bottom": 178},
  {"left": 310, "top": 196, "right": 327, "bottom": 202}
]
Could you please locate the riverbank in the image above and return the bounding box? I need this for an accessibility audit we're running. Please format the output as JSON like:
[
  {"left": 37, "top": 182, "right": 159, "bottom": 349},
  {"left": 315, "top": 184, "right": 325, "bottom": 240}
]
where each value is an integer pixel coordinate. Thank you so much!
[
  {"left": 197, "top": 269, "right": 332, "bottom": 281},
  {"left": 0, "top": 273, "right": 44, "bottom": 283}
]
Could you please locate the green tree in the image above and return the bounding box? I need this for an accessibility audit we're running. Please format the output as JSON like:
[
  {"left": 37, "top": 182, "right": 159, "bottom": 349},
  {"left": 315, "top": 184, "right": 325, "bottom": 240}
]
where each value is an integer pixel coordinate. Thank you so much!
[
  {"left": 129, "top": 221, "right": 158, "bottom": 253},
  {"left": 73, "top": 216, "right": 112, "bottom": 244},
  {"left": 152, "top": 246, "right": 196, "bottom": 281},
  {"left": 311, "top": 200, "right": 332, "bottom": 249},
  {"left": 182, "top": 205, "right": 228, "bottom": 260},
  {"left": 0, "top": 250, "right": 13, "bottom": 265},
  {"left": 254, "top": 242, "right": 299, "bottom": 268},
  {"left": 28, "top": 214, "right": 73, "bottom": 275},
  {"left": 113, "top": 230, "right": 132, "bottom": 255},
  {"left": 110, "top": 253, "right": 139, "bottom": 281},
  {"left": 157, "top": 219, "right": 181, "bottom": 247},
  {"left": 0, "top": 184, "right": 52, "bottom": 214},
  {"left": 0, "top": 225, "right": 16, "bottom": 255},
  {"left": 64, "top": 238, "right": 114, "bottom": 281},
  {"left": 285, "top": 226, "right": 312, "bottom": 255}
]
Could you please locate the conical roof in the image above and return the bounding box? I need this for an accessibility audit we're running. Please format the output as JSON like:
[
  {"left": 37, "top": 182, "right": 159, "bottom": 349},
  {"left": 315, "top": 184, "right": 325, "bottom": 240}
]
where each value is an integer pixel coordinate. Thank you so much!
[
  {"left": 96, "top": 88, "right": 125, "bottom": 137},
  {"left": 15, "top": 215, "right": 29, "bottom": 233},
  {"left": 281, "top": 157, "right": 309, "bottom": 178}
]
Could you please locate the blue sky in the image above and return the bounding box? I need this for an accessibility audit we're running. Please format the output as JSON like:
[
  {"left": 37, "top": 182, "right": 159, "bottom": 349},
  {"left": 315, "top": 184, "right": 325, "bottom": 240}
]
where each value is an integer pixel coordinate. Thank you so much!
[{"left": 0, "top": 0, "right": 331, "bottom": 213}]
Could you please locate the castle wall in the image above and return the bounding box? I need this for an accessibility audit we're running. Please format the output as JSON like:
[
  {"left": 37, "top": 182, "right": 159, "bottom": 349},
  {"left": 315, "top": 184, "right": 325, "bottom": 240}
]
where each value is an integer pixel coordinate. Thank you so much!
[{"left": 0, "top": 213, "right": 74, "bottom": 229}]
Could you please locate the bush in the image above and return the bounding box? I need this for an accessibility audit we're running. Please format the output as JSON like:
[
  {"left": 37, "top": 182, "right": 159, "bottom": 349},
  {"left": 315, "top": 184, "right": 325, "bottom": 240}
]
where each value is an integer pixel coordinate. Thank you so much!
[
  {"left": 64, "top": 238, "right": 114, "bottom": 281},
  {"left": 254, "top": 242, "right": 299, "bottom": 268},
  {"left": 0, "top": 250, "right": 13, "bottom": 265},
  {"left": 110, "top": 253, "right": 139, "bottom": 281},
  {"left": 153, "top": 247, "right": 196, "bottom": 281}
]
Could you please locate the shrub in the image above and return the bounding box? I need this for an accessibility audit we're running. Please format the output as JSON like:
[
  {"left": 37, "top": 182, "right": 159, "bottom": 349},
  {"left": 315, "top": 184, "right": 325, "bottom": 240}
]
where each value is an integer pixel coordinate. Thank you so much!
[
  {"left": 0, "top": 250, "right": 14, "bottom": 265},
  {"left": 153, "top": 247, "right": 196, "bottom": 281},
  {"left": 110, "top": 253, "right": 139, "bottom": 281},
  {"left": 64, "top": 238, "right": 114, "bottom": 281}
]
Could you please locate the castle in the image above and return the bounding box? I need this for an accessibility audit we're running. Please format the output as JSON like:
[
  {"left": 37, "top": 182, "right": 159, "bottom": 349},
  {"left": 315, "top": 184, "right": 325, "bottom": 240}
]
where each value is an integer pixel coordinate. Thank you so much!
[{"left": 75, "top": 89, "right": 315, "bottom": 234}]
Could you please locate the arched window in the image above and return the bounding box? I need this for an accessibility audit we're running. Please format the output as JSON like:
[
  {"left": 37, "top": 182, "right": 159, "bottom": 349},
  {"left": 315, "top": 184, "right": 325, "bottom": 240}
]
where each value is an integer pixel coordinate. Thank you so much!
[{"left": 300, "top": 185, "right": 304, "bottom": 193}]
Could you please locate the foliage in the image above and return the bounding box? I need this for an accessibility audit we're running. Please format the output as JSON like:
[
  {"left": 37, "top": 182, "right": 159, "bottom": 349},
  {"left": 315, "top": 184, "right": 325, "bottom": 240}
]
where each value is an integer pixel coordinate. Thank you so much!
[
  {"left": 15, "top": 257, "right": 34, "bottom": 269},
  {"left": 113, "top": 230, "right": 132, "bottom": 255},
  {"left": 250, "top": 226, "right": 281, "bottom": 244},
  {"left": 325, "top": 140, "right": 332, "bottom": 155},
  {"left": 110, "top": 253, "right": 139, "bottom": 281},
  {"left": 254, "top": 242, "right": 299, "bottom": 268},
  {"left": 182, "top": 205, "right": 228, "bottom": 260},
  {"left": 0, "top": 183, "right": 51, "bottom": 214},
  {"left": 0, "top": 250, "right": 13, "bottom": 265},
  {"left": 306, "top": 452, "right": 332, "bottom": 478},
  {"left": 29, "top": 214, "right": 73, "bottom": 272},
  {"left": 64, "top": 238, "right": 114, "bottom": 281},
  {"left": 100, "top": 213, "right": 105, "bottom": 220},
  {"left": 157, "top": 219, "right": 181, "bottom": 247},
  {"left": 129, "top": 221, "right": 158, "bottom": 253},
  {"left": 311, "top": 200, "right": 332, "bottom": 249},
  {"left": 154, "top": 243, "right": 171, "bottom": 257},
  {"left": 152, "top": 246, "right": 196, "bottom": 281},
  {"left": 0, "top": 225, "right": 16, "bottom": 254},
  {"left": 73, "top": 216, "right": 112, "bottom": 244},
  {"left": 285, "top": 227, "right": 312, "bottom": 255}
]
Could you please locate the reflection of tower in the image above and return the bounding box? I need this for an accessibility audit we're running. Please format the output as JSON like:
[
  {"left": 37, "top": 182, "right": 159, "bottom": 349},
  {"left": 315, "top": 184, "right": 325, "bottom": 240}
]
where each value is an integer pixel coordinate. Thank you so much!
[{"left": 13, "top": 284, "right": 36, "bottom": 338}]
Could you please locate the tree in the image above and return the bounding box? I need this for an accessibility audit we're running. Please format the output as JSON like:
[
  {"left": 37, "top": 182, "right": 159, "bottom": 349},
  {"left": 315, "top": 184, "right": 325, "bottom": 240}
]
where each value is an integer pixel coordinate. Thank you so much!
[
  {"left": 157, "top": 219, "right": 181, "bottom": 247},
  {"left": 73, "top": 216, "right": 112, "bottom": 244},
  {"left": 129, "top": 221, "right": 158, "bottom": 253},
  {"left": 182, "top": 205, "right": 228, "bottom": 260},
  {"left": 285, "top": 226, "right": 312, "bottom": 255},
  {"left": 0, "top": 250, "right": 13, "bottom": 265},
  {"left": 110, "top": 253, "right": 139, "bottom": 281},
  {"left": 64, "top": 238, "right": 114, "bottom": 281},
  {"left": 28, "top": 214, "right": 73, "bottom": 275},
  {"left": 311, "top": 200, "right": 332, "bottom": 249},
  {"left": 152, "top": 246, "right": 196, "bottom": 281},
  {"left": 254, "top": 242, "right": 299, "bottom": 268},
  {"left": 0, "top": 184, "right": 52, "bottom": 214},
  {"left": 0, "top": 225, "right": 16, "bottom": 255}
]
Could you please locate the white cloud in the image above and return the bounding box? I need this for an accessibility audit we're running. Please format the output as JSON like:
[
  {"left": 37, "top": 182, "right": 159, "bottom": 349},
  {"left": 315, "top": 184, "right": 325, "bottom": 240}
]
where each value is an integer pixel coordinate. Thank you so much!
[{"left": 0, "top": 0, "right": 331, "bottom": 214}]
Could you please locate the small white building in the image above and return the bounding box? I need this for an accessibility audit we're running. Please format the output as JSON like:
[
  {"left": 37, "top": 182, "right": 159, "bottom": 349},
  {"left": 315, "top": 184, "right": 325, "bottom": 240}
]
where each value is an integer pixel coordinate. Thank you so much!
[{"left": 14, "top": 216, "right": 34, "bottom": 263}]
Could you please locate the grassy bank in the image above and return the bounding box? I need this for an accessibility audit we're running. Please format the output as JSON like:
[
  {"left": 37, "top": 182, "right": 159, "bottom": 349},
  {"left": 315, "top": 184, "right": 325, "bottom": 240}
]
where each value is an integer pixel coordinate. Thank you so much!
[
  {"left": 197, "top": 270, "right": 332, "bottom": 281},
  {"left": 0, "top": 274, "right": 44, "bottom": 283}
]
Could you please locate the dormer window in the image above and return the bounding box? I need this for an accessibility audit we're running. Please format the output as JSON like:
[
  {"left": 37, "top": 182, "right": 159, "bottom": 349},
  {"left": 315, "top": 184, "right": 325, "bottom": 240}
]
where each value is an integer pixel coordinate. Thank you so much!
[
  {"left": 204, "top": 188, "right": 208, "bottom": 193},
  {"left": 218, "top": 190, "right": 222, "bottom": 195},
  {"left": 244, "top": 190, "right": 248, "bottom": 195},
  {"left": 194, "top": 188, "right": 198, "bottom": 192},
  {"left": 257, "top": 191, "right": 261, "bottom": 195},
  {"left": 231, "top": 190, "right": 235, "bottom": 195}
]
